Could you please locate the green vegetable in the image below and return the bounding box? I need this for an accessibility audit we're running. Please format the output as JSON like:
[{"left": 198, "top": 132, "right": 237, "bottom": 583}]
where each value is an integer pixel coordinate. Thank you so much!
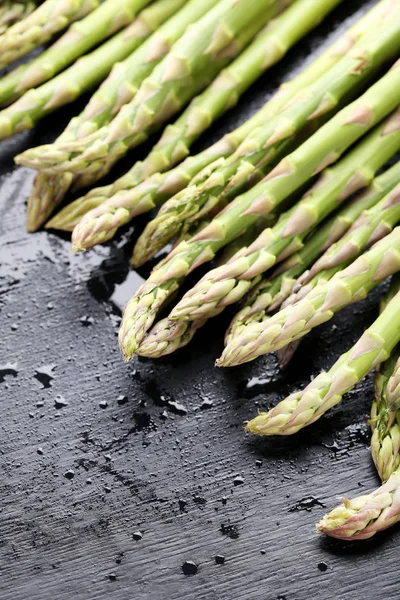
[
  {"left": 0, "top": 0, "right": 152, "bottom": 107},
  {"left": 246, "top": 275, "right": 400, "bottom": 436},
  {"left": 117, "top": 64, "right": 400, "bottom": 360}
]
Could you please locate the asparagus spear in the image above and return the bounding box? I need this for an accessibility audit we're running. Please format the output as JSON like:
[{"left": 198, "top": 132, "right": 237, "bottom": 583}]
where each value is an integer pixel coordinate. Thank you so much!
[
  {"left": 316, "top": 471, "right": 400, "bottom": 541},
  {"left": 137, "top": 221, "right": 277, "bottom": 358},
  {"left": 246, "top": 279, "right": 400, "bottom": 437},
  {"left": 226, "top": 162, "right": 400, "bottom": 346},
  {"left": 118, "top": 65, "right": 400, "bottom": 360},
  {"left": 317, "top": 280, "right": 400, "bottom": 542},
  {"left": 137, "top": 128, "right": 400, "bottom": 359},
  {"left": 385, "top": 356, "right": 400, "bottom": 411},
  {"left": 47, "top": 0, "right": 390, "bottom": 238},
  {"left": 221, "top": 198, "right": 400, "bottom": 370},
  {"left": 0, "top": 0, "right": 152, "bottom": 107},
  {"left": 25, "top": 0, "right": 215, "bottom": 231},
  {"left": 28, "top": 60, "right": 233, "bottom": 232},
  {"left": 0, "top": 0, "right": 189, "bottom": 140},
  {"left": 0, "top": 2, "right": 36, "bottom": 35},
  {"left": 169, "top": 111, "right": 400, "bottom": 325},
  {"left": 78, "top": 0, "right": 342, "bottom": 191},
  {"left": 371, "top": 350, "right": 400, "bottom": 483},
  {"left": 132, "top": 9, "right": 400, "bottom": 264},
  {"left": 0, "top": 0, "right": 100, "bottom": 71},
  {"left": 16, "top": 0, "right": 283, "bottom": 174}
]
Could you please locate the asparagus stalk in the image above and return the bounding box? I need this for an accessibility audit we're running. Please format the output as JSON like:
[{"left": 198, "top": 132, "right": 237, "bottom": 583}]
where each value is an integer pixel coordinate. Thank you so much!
[
  {"left": 88, "top": 0, "right": 342, "bottom": 191},
  {"left": 221, "top": 207, "right": 400, "bottom": 370},
  {"left": 137, "top": 220, "right": 277, "bottom": 358},
  {"left": 0, "top": 2, "right": 36, "bottom": 35},
  {"left": 47, "top": 0, "right": 390, "bottom": 238},
  {"left": 226, "top": 163, "right": 400, "bottom": 346},
  {"left": 246, "top": 280, "right": 400, "bottom": 437},
  {"left": 25, "top": 0, "right": 215, "bottom": 231},
  {"left": 316, "top": 279, "right": 400, "bottom": 542},
  {"left": 16, "top": 0, "right": 283, "bottom": 174},
  {"left": 371, "top": 349, "right": 400, "bottom": 483},
  {"left": 28, "top": 60, "right": 232, "bottom": 232},
  {"left": 118, "top": 64, "right": 400, "bottom": 360},
  {"left": 0, "top": 0, "right": 100, "bottom": 71},
  {"left": 137, "top": 128, "right": 400, "bottom": 359},
  {"left": 169, "top": 111, "right": 400, "bottom": 325},
  {"left": 316, "top": 471, "right": 400, "bottom": 541},
  {"left": 0, "top": 0, "right": 189, "bottom": 139},
  {"left": 132, "top": 8, "right": 400, "bottom": 264},
  {"left": 0, "top": 0, "right": 152, "bottom": 107},
  {"left": 385, "top": 357, "right": 400, "bottom": 411},
  {"left": 275, "top": 168, "right": 400, "bottom": 366}
]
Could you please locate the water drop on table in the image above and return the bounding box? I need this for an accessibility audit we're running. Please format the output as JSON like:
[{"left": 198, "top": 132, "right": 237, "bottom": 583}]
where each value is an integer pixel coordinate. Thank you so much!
[{"left": 181, "top": 561, "right": 198, "bottom": 576}]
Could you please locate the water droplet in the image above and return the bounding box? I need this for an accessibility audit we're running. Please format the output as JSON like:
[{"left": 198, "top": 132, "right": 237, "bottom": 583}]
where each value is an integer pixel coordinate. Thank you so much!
[
  {"left": 233, "top": 475, "right": 244, "bottom": 486},
  {"left": 108, "top": 573, "right": 117, "bottom": 582},
  {"left": 167, "top": 400, "right": 188, "bottom": 416},
  {"left": 289, "top": 497, "right": 325, "bottom": 512},
  {"left": 54, "top": 395, "right": 68, "bottom": 409},
  {"left": 64, "top": 469, "right": 75, "bottom": 480},
  {"left": 193, "top": 496, "right": 206, "bottom": 505},
  {"left": 99, "top": 400, "right": 108, "bottom": 409},
  {"left": 215, "top": 555, "right": 225, "bottom": 565},
  {"left": 200, "top": 399, "right": 213, "bottom": 410},
  {"left": 318, "top": 562, "right": 328, "bottom": 572},
  {"left": 117, "top": 395, "right": 128, "bottom": 405},
  {"left": 34, "top": 364, "right": 57, "bottom": 388},
  {"left": 132, "top": 531, "right": 143, "bottom": 541},
  {"left": 220, "top": 523, "right": 239, "bottom": 539},
  {"left": 178, "top": 499, "right": 187, "bottom": 511},
  {"left": 80, "top": 315, "right": 95, "bottom": 327},
  {"left": 181, "top": 561, "right": 198, "bottom": 576},
  {"left": 0, "top": 362, "right": 18, "bottom": 384}
]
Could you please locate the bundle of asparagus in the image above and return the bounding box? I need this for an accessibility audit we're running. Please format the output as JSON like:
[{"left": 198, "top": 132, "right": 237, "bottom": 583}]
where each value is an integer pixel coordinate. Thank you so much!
[
  {"left": 0, "top": 2, "right": 36, "bottom": 36},
  {"left": 317, "top": 281, "right": 400, "bottom": 540},
  {"left": 2, "top": 0, "right": 400, "bottom": 543},
  {"left": 0, "top": 0, "right": 101, "bottom": 71}
]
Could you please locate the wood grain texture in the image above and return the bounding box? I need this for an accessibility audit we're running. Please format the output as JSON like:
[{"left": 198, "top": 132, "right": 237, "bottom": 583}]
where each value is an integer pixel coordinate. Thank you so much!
[{"left": 1, "top": 2, "right": 399, "bottom": 598}]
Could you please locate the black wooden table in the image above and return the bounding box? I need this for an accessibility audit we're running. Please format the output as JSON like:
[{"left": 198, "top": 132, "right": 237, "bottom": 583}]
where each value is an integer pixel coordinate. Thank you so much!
[{"left": 1, "top": 2, "right": 399, "bottom": 598}]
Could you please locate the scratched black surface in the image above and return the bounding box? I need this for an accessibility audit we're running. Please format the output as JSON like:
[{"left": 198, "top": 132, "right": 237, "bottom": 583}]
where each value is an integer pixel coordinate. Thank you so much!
[{"left": 1, "top": 2, "right": 399, "bottom": 599}]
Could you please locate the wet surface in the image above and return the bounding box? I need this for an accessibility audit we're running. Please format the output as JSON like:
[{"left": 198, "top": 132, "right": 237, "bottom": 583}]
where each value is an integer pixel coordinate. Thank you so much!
[{"left": 1, "top": 1, "right": 399, "bottom": 599}]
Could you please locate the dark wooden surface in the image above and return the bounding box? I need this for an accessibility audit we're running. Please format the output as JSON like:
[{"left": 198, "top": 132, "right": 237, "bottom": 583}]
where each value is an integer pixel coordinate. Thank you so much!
[{"left": 1, "top": 2, "right": 399, "bottom": 598}]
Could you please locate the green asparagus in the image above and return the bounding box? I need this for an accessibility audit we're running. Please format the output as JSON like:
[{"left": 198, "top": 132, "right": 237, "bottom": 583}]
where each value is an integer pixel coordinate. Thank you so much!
[
  {"left": 316, "top": 471, "right": 400, "bottom": 540},
  {"left": 220, "top": 208, "right": 400, "bottom": 369},
  {"left": 385, "top": 357, "right": 400, "bottom": 411},
  {"left": 0, "top": 0, "right": 100, "bottom": 71},
  {"left": 16, "top": 0, "right": 282, "bottom": 173},
  {"left": 169, "top": 111, "right": 400, "bottom": 325},
  {"left": 225, "top": 162, "right": 400, "bottom": 346},
  {"left": 118, "top": 64, "right": 400, "bottom": 360},
  {"left": 246, "top": 282, "right": 400, "bottom": 436},
  {"left": 0, "top": 0, "right": 152, "bottom": 107},
  {"left": 80, "top": 0, "right": 341, "bottom": 191},
  {"left": 0, "top": 2, "right": 36, "bottom": 36},
  {"left": 371, "top": 349, "right": 400, "bottom": 482},
  {"left": 25, "top": 0, "right": 216, "bottom": 231},
  {"left": 132, "top": 7, "right": 400, "bottom": 264},
  {"left": 0, "top": 0, "right": 189, "bottom": 139},
  {"left": 137, "top": 128, "right": 400, "bottom": 359},
  {"left": 48, "top": 0, "right": 390, "bottom": 241}
]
